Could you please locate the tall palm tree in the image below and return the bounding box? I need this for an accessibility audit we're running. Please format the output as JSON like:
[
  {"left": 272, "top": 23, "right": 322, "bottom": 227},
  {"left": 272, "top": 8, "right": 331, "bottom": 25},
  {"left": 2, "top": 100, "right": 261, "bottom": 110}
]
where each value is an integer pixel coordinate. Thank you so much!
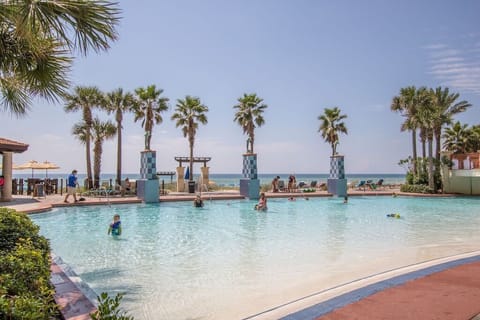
[
  {"left": 72, "top": 121, "right": 88, "bottom": 188},
  {"left": 443, "top": 121, "right": 470, "bottom": 154},
  {"left": 233, "top": 93, "right": 268, "bottom": 154},
  {"left": 133, "top": 85, "right": 169, "bottom": 151},
  {"left": 64, "top": 86, "right": 104, "bottom": 189},
  {"left": 416, "top": 91, "right": 436, "bottom": 190},
  {"left": 0, "top": 0, "right": 120, "bottom": 115},
  {"left": 391, "top": 86, "right": 420, "bottom": 175},
  {"left": 171, "top": 96, "right": 209, "bottom": 182},
  {"left": 90, "top": 118, "right": 117, "bottom": 188},
  {"left": 318, "top": 107, "right": 348, "bottom": 156},
  {"left": 104, "top": 88, "right": 135, "bottom": 185},
  {"left": 431, "top": 87, "right": 471, "bottom": 162}
]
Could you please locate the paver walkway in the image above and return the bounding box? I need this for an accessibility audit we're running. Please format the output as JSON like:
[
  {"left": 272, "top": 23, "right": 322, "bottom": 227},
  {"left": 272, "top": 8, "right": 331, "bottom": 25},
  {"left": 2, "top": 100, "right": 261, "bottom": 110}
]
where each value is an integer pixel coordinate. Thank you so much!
[{"left": 316, "top": 260, "right": 480, "bottom": 320}]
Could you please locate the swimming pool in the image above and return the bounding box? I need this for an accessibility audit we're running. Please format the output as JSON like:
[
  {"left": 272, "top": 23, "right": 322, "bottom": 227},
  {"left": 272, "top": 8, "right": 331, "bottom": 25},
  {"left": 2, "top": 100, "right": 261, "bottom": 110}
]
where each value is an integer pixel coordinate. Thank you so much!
[{"left": 30, "top": 196, "right": 480, "bottom": 319}]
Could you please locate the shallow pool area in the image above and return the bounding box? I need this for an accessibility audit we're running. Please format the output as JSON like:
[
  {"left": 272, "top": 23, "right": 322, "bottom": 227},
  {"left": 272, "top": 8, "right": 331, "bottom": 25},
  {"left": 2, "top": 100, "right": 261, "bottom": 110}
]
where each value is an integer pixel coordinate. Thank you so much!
[{"left": 30, "top": 196, "right": 480, "bottom": 320}]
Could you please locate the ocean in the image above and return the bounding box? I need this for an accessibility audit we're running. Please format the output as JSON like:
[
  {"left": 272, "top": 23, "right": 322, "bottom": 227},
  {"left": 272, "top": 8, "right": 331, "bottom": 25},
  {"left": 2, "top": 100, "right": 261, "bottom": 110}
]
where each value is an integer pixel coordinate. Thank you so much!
[{"left": 11, "top": 172, "right": 405, "bottom": 187}]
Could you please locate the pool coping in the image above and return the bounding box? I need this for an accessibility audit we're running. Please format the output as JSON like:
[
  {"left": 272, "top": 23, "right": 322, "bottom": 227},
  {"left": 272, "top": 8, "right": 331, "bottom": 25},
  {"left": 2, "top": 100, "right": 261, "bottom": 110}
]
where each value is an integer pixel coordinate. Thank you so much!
[
  {"left": 50, "top": 255, "right": 98, "bottom": 320},
  {"left": 243, "top": 250, "right": 480, "bottom": 320}
]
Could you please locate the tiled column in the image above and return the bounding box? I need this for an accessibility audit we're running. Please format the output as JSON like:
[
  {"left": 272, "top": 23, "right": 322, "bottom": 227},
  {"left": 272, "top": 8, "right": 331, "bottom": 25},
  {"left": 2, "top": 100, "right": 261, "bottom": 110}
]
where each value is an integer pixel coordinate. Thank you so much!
[
  {"left": 327, "top": 155, "right": 347, "bottom": 197},
  {"left": 240, "top": 153, "right": 260, "bottom": 199},
  {"left": 137, "top": 150, "right": 159, "bottom": 203}
]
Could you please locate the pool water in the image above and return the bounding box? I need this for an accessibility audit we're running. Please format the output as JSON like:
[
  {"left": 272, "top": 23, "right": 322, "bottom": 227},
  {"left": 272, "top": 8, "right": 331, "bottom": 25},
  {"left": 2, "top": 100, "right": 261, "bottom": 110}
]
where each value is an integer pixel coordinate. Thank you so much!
[{"left": 30, "top": 196, "right": 480, "bottom": 319}]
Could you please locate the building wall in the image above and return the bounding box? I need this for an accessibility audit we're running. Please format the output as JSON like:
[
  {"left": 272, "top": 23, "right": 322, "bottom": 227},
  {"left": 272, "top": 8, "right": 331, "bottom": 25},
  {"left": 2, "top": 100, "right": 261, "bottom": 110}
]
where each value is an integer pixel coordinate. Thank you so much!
[{"left": 443, "top": 169, "right": 480, "bottom": 195}]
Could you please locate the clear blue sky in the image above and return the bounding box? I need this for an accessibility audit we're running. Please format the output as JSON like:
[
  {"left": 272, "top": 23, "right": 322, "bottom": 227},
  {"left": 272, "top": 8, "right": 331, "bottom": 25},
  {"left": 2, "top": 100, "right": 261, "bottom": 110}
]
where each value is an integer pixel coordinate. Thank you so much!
[{"left": 3, "top": 0, "right": 480, "bottom": 174}]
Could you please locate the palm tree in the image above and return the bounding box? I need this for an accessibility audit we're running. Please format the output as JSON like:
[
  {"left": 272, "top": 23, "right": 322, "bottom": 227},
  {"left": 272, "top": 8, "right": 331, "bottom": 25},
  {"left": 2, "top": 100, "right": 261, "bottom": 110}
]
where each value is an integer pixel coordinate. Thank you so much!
[
  {"left": 0, "top": 1, "right": 120, "bottom": 116},
  {"left": 391, "top": 86, "right": 420, "bottom": 175},
  {"left": 443, "top": 122, "right": 470, "bottom": 154},
  {"left": 416, "top": 90, "right": 436, "bottom": 190},
  {"left": 467, "top": 125, "right": 480, "bottom": 153},
  {"left": 133, "top": 85, "right": 169, "bottom": 151},
  {"left": 72, "top": 121, "right": 88, "bottom": 188},
  {"left": 64, "top": 86, "right": 104, "bottom": 189},
  {"left": 171, "top": 96, "right": 209, "bottom": 182},
  {"left": 233, "top": 93, "right": 268, "bottom": 154},
  {"left": 90, "top": 118, "right": 117, "bottom": 188},
  {"left": 104, "top": 88, "right": 135, "bottom": 185},
  {"left": 431, "top": 87, "right": 471, "bottom": 162},
  {"left": 318, "top": 107, "right": 348, "bottom": 156}
]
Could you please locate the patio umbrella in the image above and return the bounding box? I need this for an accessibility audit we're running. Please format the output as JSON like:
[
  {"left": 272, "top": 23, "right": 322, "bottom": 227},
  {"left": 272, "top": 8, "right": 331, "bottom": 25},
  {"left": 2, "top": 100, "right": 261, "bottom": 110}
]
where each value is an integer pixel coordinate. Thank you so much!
[
  {"left": 40, "top": 161, "right": 60, "bottom": 177},
  {"left": 16, "top": 160, "right": 60, "bottom": 178},
  {"left": 184, "top": 166, "right": 190, "bottom": 180}
]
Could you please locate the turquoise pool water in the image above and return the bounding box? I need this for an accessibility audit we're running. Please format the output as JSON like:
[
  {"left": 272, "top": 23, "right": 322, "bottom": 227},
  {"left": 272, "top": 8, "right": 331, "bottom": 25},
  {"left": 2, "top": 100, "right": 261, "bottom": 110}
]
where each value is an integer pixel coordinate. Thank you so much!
[{"left": 31, "top": 196, "right": 480, "bottom": 319}]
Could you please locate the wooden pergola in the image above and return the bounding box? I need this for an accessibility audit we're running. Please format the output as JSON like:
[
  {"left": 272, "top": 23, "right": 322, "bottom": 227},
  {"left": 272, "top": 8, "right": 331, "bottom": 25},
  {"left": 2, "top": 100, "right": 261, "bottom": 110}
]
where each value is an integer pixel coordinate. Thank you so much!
[
  {"left": 156, "top": 171, "right": 176, "bottom": 183},
  {"left": 174, "top": 156, "right": 211, "bottom": 167}
]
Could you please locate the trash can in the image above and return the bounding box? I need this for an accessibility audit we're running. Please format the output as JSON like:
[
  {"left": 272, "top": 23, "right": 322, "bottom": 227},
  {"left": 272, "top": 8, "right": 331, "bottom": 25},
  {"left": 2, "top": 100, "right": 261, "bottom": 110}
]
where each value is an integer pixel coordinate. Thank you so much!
[
  {"left": 188, "top": 180, "right": 195, "bottom": 193},
  {"left": 35, "top": 184, "right": 44, "bottom": 198}
]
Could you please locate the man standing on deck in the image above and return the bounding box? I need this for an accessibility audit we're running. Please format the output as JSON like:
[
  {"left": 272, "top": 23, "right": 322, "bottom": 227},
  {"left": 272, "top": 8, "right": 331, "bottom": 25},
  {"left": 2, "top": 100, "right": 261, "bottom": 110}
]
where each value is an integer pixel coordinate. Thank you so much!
[{"left": 64, "top": 170, "right": 78, "bottom": 203}]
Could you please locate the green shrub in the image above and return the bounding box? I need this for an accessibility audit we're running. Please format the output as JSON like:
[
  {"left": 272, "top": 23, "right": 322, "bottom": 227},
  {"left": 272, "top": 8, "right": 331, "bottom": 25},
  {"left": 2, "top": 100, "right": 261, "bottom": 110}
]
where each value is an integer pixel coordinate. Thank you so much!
[
  {"left": 91, "top": 292, "right": 134, "bottom": 320},
  {"left": 0, "top": 208, "right": 49, "bottom": 254},
  {"left": 400, "top": 184, "right": 434, "bottom": 194},
  {"left": 0, "top": 208, "right": 59, "bottom": 319}
]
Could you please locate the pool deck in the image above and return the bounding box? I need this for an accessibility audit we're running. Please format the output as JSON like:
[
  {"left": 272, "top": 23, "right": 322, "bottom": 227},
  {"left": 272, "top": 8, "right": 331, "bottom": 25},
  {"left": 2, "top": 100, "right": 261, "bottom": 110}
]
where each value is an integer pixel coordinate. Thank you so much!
[{"left": 2, "top": 189, "right": 479, "bottom": 320}]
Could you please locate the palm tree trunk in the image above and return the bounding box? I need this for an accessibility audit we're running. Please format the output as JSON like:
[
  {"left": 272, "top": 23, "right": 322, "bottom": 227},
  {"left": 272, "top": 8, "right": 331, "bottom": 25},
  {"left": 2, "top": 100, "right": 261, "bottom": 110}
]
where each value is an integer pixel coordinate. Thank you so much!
[
  {"left": 428, "top": 137, "right": 434, "bottom": 191},
  {"left": 250, "top": 129, "right": 255, "bottom": 154},
  {"left": 116, "top": 119, "right": 122, "bottom": 186},
  {"left": 86, "top": 131, "right": 93, "bottom": 189},
  {"left": 434, "top": 128, "right": 442, "bottom": 162},
  {"left": 93, "top": 140, "right": 102, "bottom": 189},
  {"left": 411, "top": 129, "right": 418, "bottom": 177},
  {"left": 434, "top": 127, "right": 442, "bottom": 175},
  {"left": 189, "top": 136, "right": 194, "bottom": 182},
  {"left": 421, "top": 138, "right": 426, "bottom": 159}
]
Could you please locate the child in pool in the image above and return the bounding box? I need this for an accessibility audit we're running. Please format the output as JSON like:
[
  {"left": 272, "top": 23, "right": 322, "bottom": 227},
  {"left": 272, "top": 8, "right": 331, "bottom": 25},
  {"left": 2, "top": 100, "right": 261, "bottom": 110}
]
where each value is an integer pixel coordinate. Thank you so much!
[{"left": 108, "top": 214, "right": 122, "bottom": 236}]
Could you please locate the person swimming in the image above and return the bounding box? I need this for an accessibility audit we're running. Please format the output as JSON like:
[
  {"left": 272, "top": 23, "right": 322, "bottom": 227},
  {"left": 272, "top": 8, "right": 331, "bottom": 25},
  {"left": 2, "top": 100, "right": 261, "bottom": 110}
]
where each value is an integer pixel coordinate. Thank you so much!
[
  {"left": 387, "top": 213, "right": 401, "bottom": 218},
  {"left": 108, "top": 214, "right": 122, "bottom": 236},
  {"left": 193, "top": 194, "right": 204, "bottom": 208}
]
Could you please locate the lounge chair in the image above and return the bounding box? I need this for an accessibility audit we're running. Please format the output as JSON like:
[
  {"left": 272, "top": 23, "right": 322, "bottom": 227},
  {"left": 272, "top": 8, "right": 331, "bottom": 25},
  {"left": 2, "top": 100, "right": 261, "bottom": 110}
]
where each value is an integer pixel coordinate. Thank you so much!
[
  {"left": 375, "top": 179, "right": 385, "bottom": 190},
  {"left": 356, "top": 180, "right": 366, "bottom": 191},
  {"left": 365, "top": 180, "right": 375, "bottom": 190}
]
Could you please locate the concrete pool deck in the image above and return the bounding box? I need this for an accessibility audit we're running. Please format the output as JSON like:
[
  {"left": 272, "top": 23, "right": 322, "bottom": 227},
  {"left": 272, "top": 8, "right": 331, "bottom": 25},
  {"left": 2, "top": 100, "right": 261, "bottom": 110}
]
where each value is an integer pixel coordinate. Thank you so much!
[{"left": 2, "top": 190, "right": 479, "bottom": 320}]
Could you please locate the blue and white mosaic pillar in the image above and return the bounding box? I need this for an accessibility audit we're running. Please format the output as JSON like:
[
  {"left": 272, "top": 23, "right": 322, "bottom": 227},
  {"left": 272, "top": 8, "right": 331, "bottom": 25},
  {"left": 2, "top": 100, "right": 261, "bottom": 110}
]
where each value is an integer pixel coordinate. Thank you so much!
[
  {"left": 137, "top": 150, "right": 159, "bottom": 203},
  {"left": 327, "top": 155, "right": 347, "bottom": 197},
  {"left": 240, "top": 153, "right": 260, "bottom": 199}
]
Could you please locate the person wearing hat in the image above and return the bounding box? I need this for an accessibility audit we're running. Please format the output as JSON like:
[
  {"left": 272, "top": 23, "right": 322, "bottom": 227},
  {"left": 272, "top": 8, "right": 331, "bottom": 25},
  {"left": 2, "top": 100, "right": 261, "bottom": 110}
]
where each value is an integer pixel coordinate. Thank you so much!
[{"left": 64, "top": 169, "right": 78, "bottom": 203}]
